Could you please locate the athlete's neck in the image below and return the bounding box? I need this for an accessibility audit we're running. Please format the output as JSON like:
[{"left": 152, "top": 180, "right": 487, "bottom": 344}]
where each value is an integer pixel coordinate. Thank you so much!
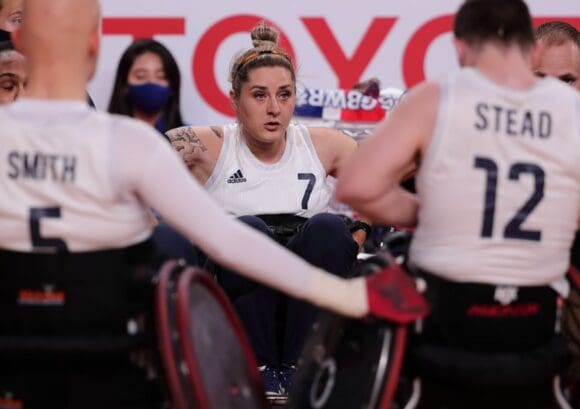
[
  {"left": 24, "top": 69, "right": 87, "bottom": 101},
  {"left": 469, "top": 44, "right": 537, "bottom": 91}
]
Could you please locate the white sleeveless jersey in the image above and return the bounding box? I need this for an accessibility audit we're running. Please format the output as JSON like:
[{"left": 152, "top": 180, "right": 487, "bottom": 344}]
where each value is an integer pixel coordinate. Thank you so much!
[
  {"left": 0, "top": 99, "right": 153, "bottom": 252},
  {"left": 410, "top": 68, "right": 580, "bottom": 287},
  {"left": 205, "top": 122, "right": 333, "bottom": 218}
]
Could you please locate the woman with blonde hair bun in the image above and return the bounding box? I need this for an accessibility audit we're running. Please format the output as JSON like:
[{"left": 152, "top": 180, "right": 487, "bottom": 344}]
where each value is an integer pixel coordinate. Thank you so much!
[{"left": 167, "top": 23, "right": 375, "bottom": 398}]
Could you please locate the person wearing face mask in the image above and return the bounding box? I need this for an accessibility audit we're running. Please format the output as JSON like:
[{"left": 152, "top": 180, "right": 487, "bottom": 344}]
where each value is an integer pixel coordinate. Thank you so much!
[
  {"left": 0, "top": 0, "right": 22, "bottom": 41},
  {"left": 108, "top": 39, "right": 198, "bottom": 267},
  {"left": 108, "top": 39, "right": 185, "bottom": 135},
  {"left": 0, "top": 40, "right": 25, "bottom": 104}
]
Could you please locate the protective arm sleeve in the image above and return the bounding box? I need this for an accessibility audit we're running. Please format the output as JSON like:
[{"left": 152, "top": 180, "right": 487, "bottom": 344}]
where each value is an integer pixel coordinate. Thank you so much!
[{"left": 113, "top": 124, "right": 369, "bottom": 317}]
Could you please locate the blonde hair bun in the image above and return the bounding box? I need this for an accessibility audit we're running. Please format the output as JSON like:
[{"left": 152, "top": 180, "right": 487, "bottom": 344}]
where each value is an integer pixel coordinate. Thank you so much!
[{"left": 251, "top": 23, "right": 279, "bottom": 48}]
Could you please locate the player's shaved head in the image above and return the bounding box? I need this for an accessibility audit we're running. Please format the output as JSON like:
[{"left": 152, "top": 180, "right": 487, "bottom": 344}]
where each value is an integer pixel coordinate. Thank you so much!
[
  {"left": 14, "top": 0, "right": 100, "bottom": 99},
  {"left": 21, "top": 0, "right": 99, "bottom": 59}
]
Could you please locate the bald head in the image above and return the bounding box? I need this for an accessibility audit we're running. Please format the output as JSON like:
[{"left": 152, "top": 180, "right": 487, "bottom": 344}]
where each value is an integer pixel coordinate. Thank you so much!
[
  {"left": 14, "top": 0, "right": 100, "bottom": 99},
  {"left": 21, "top": 0, "right": 99, "bottom": 55}
]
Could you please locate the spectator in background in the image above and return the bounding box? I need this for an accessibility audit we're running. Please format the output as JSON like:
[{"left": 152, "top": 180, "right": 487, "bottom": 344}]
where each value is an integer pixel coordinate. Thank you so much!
[
  {"left": 108, "top": 39, "right": 192, "bottom": 261},
  {"left": 108, "top": 39, "right": 185, "bottom": 135},
  {"left": 533, "top": 21, "right": 580, "bottom": 91},
  {"left": 0, "top": 40, "right": 25, "bottom": 104},
  {"left": 0, "top": 0, "right": 22, "bottom": 39},
  {"left": 533, "top": 20, "right": 580, "bottom": 407}
]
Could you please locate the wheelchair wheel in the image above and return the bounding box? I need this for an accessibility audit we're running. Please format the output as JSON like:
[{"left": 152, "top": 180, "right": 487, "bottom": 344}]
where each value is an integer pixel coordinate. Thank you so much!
[
  {"left": 289, "top": 311, "right": 407, "bottom": 409},
  {"left": 155, "top": 260, "right": 197, "bottom": 409},
  {"left": 174, "top": 266, "right": 268, "bottom": 409}
]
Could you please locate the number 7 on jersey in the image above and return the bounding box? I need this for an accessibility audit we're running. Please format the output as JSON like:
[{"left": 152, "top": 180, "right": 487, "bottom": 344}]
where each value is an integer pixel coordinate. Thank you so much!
[{"left": 298, "top": 173, "right": 316, "bottom": 210}]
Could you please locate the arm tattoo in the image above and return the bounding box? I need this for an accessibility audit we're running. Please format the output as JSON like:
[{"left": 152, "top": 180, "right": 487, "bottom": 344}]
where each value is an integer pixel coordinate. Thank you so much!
[
  {"left": 210, "top": 126, "right": 223, "bottom": 139},
  {"left": 166, "top": 127, "right": 208, "bottom": 153}
]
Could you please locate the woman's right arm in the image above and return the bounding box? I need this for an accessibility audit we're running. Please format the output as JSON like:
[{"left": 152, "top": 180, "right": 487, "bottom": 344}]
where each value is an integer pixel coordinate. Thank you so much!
[{"left": 165, "top": 126, "right": 221, "bottom": 184}]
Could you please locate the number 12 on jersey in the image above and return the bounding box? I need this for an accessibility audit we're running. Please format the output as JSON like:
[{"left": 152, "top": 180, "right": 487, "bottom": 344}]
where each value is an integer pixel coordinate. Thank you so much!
[{"left": 474, "top": 156, "right": 544, "bottom": 241}]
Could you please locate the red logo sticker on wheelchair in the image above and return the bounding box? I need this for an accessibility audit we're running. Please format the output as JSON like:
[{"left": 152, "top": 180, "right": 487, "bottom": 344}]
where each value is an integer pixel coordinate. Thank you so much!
[{"left": 17, "top": 284, "right": 65, "bottom": 306}]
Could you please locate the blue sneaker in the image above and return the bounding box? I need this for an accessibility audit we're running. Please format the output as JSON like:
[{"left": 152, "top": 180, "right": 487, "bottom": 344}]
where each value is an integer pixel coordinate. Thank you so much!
[
  {"left": 277, "top": 364, "right": 296, "bottom": 395},
  {"left": 258, "top": 365, "right": 284, "bottom": 398}
]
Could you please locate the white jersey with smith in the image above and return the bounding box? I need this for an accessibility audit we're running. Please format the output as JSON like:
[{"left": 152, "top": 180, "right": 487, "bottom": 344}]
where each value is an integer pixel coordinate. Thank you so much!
[
  {"left": 0, "top": 100, "right": 154, "bottom": 252},
  {"left": 410, "top": 69, "right": 580, "bottom": 287},
  {"left": 205, "top": 122, "right": 333, "bottom": 218}
]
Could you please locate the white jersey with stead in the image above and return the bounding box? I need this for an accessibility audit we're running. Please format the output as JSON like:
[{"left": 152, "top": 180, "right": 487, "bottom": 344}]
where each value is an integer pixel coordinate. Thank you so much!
[
  {"left": 205, "top": 122, "right": 333, "bottom": 218},
  {"left": 410, "top": 68, "right": 580, "bottom": 287}
]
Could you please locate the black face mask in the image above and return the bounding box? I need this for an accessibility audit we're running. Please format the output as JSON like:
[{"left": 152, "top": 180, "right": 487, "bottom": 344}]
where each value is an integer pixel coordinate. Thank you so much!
[{"left": 0, "top": 29, "right": 11, "bottom": 42}]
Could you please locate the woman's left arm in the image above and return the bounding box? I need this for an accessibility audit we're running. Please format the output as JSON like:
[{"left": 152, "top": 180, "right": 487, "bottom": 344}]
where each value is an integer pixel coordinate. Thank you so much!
[
  {"left": 309, "top": 127, "right": 357, "bottom": 178},
  {"left": 310, "top": 127, "right": 372, "bottom": 250}
]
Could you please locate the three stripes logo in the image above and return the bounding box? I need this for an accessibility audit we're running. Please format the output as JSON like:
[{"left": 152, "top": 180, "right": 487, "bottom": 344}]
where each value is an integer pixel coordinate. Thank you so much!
[{"left": 227, "top": 169, "right": 247, "bottom": 184}]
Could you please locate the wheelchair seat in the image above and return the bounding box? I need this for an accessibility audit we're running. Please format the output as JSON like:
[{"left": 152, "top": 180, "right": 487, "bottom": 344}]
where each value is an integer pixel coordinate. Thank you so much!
[
  {"left": 399, "top": 270, "right": 571, "bottom": 409},
  {"left": 0, "top": 241, "right": 162, "bottom": 409},
  {"left": 0, "top": 242, "right": 269, "bottom": 409},
  {"left": 0, "top": 241, "right": 155, "bottom": 352},
  {"left": 410, "top": 335, "right": 568, "bottom": 388}
]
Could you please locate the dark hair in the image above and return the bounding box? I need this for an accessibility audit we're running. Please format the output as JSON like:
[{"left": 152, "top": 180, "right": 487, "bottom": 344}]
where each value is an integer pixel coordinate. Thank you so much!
[
  {"left": 107, "top": 39, "right": 184, "bottom": 131},
  {"left": 535, "top": 21, "right": 580, "bottom": 48},
  {"left": 454, "top": 0, "right": 534, "bottom": 49},
  {"left": 0, "top": 40, "right": 14, "bottom": 54},
  {"left": 229, "top": 23, "right": 295, "bottom": 98}
]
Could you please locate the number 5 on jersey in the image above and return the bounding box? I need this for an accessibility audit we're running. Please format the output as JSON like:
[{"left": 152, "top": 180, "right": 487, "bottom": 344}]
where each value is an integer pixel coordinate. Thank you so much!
[{"left": 29, "top": 207, "right": 69, "bottom": 252}]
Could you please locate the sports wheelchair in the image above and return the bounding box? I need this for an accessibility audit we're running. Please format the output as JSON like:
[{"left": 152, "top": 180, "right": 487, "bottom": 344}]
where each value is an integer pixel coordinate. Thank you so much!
[
  {"left": 0, "top": 240, "right": 268, "bottom": 409},
  {"left": 288, "top": 229, "right": 572, "bottom": 409}
]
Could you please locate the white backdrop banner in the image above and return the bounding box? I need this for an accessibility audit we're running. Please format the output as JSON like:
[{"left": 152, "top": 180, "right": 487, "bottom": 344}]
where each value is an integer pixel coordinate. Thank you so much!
[{"left": 89, "top": 0, "right": 580, "bottom": 125}]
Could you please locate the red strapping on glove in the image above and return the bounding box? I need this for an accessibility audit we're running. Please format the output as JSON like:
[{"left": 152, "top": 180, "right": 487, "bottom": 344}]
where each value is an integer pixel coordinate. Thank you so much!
[{"left": 366, "top": 264, "right": 430, "bottom": 323}]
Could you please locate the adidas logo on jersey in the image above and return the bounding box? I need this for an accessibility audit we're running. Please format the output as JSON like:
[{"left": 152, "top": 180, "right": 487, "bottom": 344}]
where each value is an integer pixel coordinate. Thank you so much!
[{"left": 227, "top": 169, "right": 247, "bottom": 184}]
